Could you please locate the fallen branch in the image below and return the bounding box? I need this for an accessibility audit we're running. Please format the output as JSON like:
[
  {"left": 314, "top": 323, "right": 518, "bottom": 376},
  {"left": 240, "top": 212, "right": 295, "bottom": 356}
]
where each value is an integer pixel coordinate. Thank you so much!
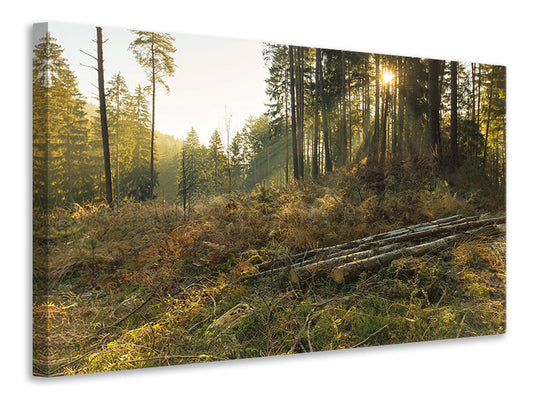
[
  {"left": 354, "top": 324, "right": 390, "bottom": 347},
  {"left": 312, "top": 295, "right": 354, "bottom": 307}
]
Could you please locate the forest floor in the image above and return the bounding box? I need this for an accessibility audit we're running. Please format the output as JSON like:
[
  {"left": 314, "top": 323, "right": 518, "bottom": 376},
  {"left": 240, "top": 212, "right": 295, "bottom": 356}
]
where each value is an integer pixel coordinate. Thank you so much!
[{"left": 33, "top": 161, "right": 506, "bottom": 376}]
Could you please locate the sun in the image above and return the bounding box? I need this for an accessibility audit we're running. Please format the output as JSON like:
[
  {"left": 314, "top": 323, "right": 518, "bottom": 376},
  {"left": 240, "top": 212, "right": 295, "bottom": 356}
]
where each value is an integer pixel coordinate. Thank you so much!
[{"left": 382, "top": 71, "right": 394, "bottom": 84}]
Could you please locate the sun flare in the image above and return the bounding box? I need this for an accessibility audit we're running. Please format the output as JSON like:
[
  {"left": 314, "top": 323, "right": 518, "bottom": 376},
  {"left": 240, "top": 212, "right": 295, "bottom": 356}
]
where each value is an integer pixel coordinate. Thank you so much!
[{"left": 382, "top": 70, "right": 394, "bottom": 83}]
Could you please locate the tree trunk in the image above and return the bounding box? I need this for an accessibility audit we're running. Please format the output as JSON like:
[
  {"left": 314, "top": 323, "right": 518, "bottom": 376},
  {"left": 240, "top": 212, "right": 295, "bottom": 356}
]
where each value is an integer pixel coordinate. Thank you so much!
[
  {"left": 285, "top": 80, "right": 289, "bottom": 184},
  {"left": 428, "top": 59, "right": 442, "bottom": 171},
  {"left": 380, "top": 84, "right": 389, "bottom": 165},
  {"left": 317, "top": 49, "right": 332, "bottom": 173},
  {"left": 471, "top": 63, "right": 476, "bottom": 121},
  {"left": 115, "top": 91, "right": 121, "bottom": 205},
  {"left": 476, "top": 64, "right": 482, "bottom": 128},
  {"left": 373, "top": 54, "right": 380, "bottom": 163},
  {"left": 226, "top": 114, "right": 232, "bottom": 194},
  {"left": 483, "top": 66, "right": 495, "bottom": 168},
  {"left": 297, "top": 47, "right": 305, "bottom": 179},
  {"left": 340, "top": 51, "right": 347, "bottom": 166},
  {"left": 96, "top": 27, "right": 113, "bottom": 207},
  {"left": 150, "top": 37, "right": 156, "bottom": 200},
  {"left": 450, "top": 61, "right": 459, "bottom": 166},
  {"left": 289, "top": 45, "right": 299, "bottom": 179},
  {"left": 391, "top": 60, "right": 397, "bottom": 157},
  {"left": 364, "top": 60, "right": 371, "bottom": 145},
  {"left": 182, "top": 148, "right": 187, "bottom": 219},
  {"left": 395, "top": 58, "right": 404, "bottom": 158},
  {"left": 312, "top": 48, "right": 320, "bottom": 179},
  {"left": 267, "top": 131, "right": 270, "bottom": 182}
]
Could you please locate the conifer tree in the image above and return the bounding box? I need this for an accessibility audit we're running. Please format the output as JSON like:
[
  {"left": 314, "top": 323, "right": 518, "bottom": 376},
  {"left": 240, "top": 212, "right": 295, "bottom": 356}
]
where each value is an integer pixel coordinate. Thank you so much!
[
  {"left": 208, "top": 129, "right": 225, "bottom": 194},
  {"left": 127, "top": 85, "right": 152, "bottom": 200},
  {"left": 129, "top": 31, "right": 177, "bottom": 199},
  {"left": 106, "top": 72, "right": 130, "bottom": 203},
  {"left": 178, "top": 128, "right": 204, "bottom": 215},
  {"left": 33, "top": 32, "right": 90, "bottom": 207}
]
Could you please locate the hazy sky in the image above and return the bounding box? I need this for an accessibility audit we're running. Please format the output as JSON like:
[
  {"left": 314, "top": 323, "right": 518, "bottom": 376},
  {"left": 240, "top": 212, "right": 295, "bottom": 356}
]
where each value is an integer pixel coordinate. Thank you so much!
[{"left": 48, "top": 22, "right": 269, "bottom": 145}]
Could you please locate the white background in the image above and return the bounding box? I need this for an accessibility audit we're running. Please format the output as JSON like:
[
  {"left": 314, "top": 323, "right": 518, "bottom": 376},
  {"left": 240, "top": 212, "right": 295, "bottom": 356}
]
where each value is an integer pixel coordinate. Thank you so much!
[{"left": 2, "top": 1, "right": 531, "bottom": 398}]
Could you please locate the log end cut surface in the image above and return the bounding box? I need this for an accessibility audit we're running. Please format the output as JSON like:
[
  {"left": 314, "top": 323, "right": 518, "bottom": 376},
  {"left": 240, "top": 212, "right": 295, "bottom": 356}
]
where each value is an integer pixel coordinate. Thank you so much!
[{"left": 331, "top": 267, "right": 346, "bottom": 284}]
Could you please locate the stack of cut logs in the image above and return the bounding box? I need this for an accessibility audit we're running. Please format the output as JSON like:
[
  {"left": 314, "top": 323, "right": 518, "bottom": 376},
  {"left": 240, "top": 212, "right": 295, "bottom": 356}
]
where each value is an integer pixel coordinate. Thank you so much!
[{"left": 248, "top": 214, "right": 505, "bottom": 285}]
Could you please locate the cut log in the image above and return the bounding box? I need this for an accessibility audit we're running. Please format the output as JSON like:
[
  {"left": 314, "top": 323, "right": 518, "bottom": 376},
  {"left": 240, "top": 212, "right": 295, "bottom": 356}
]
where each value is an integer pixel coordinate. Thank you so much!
[
  {"left": 289, "top": 214, "right": 467, "bottom": 261},
  {"left": 289, "top": 243, "right": 403, "bottom": 284},
  {"left": 288, "top": 217, "right": 501, "bottom": 284},
  {"left": 365, "top": 216, "right": 504, "bottom": 247},
  {"left": 331, "top": 225, "right": 500, "bottom": 284},
  {"left": 254, "top": 214, "right": 466, "bottom": 271},
  {"left": 291, "top": 215, "right": 479, "bottom": 270},
  {"left": 243, "top": 216, "right": 503, "bottom": 283}
]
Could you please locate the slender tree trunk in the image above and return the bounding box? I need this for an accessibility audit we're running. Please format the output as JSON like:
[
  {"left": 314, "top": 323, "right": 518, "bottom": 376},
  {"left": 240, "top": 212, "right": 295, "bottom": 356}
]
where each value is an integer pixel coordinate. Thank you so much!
[
  {"left": 267, "top": 127, "right": 270, "bottom": 182},
  {"left": 182, "top": 149, "right": 187, "bottom": 219},
  {"left": 225, "top": 110, "right": 232, "bottom": 194},
  {"left": 289, "top": 45, "right": 299, "bottom": 179},
  {"left": 285, "top": 80, "right": 289, "bottom": 184},
  {"left": 450, "top": 61, "right": 458, "bottom": 166},
  {"left": 471, "top": 63, "right": 476, "bottom": 121},
  {"left": 483, "top": 66, "right": 495, "bottom": 167},
  {"left": 312, "top": 48, "right": 320, "bottom": 179},
  {"left": 115, "top": 91, "right": 121, "bottom": 205},
  {"left": 317, "top": 49, "right": 332, "bottom": 173},
  {"left": 340, "top": 51, "right": 347, "bottom": 166},
  {"left": 380, "top": 85, "right": 389, "bottom": 165},
  {"left": 349, "top": 73, "right": 354, "bottom": 158},
  {"left": 428, "top": 59, "right": 442, "bottom": 171},
  {"left": 150, "top": 37, "right": 156, "bottom": 199},
  {"left": 227, "top": 146, "right": 232, "bottom": 194},
  {"left": 373, "top": 54, "right": 380, "bottom": 163},
  {"left": 476, "top": 64, "right": 482, "bottom": 128},
  {"left": 65, "top": 112, "right": 72, "bottom": 202},
  {"left": 397, "top": 58, "right": 405, "bottom": 158},
  {"left": 363, "top": 58, "right": 371, "bottom": 143},
  {"left": 96, "top": 27, "right": 113, "bottom": 207},
  {"left": 297, "top": 47, "right": 305, "bottom": 179},
  {"left": 392, "top": 59, "right": 398, "bottom": 157}
]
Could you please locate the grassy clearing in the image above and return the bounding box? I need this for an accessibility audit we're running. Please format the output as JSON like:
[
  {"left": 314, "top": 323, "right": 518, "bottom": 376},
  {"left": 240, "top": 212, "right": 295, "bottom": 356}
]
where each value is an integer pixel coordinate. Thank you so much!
[{"left": 33, "top": 164, "right": 505, "bottom": 376}]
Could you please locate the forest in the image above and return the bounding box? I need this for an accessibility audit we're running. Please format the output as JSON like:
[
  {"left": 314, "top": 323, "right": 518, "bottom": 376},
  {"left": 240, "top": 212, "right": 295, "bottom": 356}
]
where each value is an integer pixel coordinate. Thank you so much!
[{"left": 33, "top": 26, "right": 506, "bottom": 376}]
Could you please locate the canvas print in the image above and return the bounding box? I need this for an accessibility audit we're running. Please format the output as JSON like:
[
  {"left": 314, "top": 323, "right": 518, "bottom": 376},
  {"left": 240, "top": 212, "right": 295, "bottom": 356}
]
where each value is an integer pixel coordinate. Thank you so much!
[{"left": 33, "top": 22, "right": 506, "bottom": 377}]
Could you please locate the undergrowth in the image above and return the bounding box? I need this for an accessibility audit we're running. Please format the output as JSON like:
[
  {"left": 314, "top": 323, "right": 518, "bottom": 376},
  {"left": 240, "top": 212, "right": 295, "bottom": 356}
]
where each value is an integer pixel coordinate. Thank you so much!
[{"left": 33, "top": 163, "right": 506, "bottom": 376}]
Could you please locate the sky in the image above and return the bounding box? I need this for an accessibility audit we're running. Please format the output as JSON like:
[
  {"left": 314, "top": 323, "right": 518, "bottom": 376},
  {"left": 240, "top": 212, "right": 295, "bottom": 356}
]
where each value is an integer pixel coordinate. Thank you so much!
[{"left": 47, "top": 22, "right": 270, "bottom": 146}]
